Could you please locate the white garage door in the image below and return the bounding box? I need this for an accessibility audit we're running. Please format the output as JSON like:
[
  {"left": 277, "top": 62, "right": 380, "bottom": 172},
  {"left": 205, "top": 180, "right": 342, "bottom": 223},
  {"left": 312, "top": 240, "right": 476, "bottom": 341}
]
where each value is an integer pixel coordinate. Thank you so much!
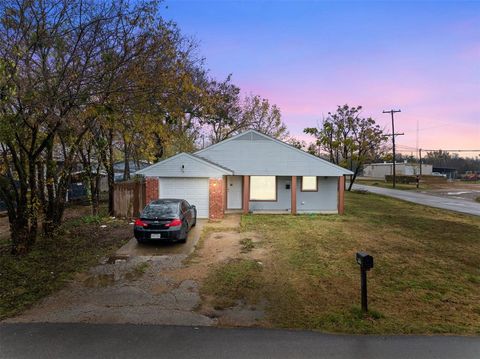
[{"left": 159, "top": 178, "right": 209, "bottom": 218}]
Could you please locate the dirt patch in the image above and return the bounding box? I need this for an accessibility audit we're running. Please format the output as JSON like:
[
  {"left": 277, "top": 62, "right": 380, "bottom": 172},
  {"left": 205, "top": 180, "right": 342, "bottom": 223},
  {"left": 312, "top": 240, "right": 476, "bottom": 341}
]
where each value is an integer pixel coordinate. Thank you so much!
[
  {"left": 61, "top": 204, "right": 93, "bottom": 221},
  {"left": 166, "top": 230, "right": 244, "bottom": 283},
  {"left": 422, "top": 183, "right": 480, "bottom": 202},
  {"left": 83, "top": 274, "right": 116, "bottom": 288},
  {"left": 170, "top": 226, "right": 267, "bottom": 283},
  {"left": 171, "top": 215, "right": 271, "bottom": 327}
]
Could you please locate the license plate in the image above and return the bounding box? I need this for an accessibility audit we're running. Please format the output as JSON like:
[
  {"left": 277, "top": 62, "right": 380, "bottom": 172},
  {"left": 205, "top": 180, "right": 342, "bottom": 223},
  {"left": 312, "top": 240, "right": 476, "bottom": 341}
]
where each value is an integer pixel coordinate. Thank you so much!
[{"left": 151, "top": 233, "right": 162, "bottom": 239}]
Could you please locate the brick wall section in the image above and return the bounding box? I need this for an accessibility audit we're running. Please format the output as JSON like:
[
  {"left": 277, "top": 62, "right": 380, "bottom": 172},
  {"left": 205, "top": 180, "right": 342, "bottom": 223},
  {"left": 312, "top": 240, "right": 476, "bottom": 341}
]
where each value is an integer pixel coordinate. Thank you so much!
[
  {"left": 145, "top": 177, "right": 159, "bottom": 204},
  {"left": 209, "top": 178, "right": 225, "bottom": 220}
]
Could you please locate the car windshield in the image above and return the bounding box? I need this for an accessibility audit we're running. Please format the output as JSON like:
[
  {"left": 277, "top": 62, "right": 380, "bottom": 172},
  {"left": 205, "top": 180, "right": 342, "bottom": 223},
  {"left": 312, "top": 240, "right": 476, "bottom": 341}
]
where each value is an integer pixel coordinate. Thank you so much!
[{"left": 141, "top": 202, "right": 179, "bottom": 219}]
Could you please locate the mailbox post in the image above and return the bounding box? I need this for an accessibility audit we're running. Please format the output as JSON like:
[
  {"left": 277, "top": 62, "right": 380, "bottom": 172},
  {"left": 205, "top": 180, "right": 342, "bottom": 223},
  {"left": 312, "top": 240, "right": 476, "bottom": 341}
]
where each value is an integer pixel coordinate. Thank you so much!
[{"left": 356, "top": 252, "right": 374, "bottom": 313}]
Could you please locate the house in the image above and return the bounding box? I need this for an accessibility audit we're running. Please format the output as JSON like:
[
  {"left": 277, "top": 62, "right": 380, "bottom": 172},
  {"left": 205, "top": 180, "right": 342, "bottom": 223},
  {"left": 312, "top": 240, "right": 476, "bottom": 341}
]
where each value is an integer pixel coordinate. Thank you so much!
[
  {"left": 136, "top": 130, "right": 353, "bottom": 219},
  {"left": 67, "top": 169, "right": 109, "bottom": 201},
  {"left": 363, "top": 162, "right": 433, "bottom": 179},
  {"left": 114, "top": 160, "right": 150, "bottom": 182}
]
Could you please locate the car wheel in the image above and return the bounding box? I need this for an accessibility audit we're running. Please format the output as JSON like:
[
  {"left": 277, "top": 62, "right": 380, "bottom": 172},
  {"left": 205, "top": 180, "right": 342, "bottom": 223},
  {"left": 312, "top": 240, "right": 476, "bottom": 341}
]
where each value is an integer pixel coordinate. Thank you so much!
[
  {"left": 179, "top": 226, "right": 188, "bottom": 243},
  {"left": 136, "top": 239, "right": 146, "bottom": 244}
]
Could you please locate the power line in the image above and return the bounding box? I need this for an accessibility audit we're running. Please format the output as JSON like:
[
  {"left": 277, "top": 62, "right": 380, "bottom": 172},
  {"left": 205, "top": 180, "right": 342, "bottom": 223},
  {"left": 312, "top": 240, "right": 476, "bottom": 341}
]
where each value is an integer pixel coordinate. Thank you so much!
[
  {"left": 420, "top": 149, "right": 480, "bottom": 152},
  {"left": 396, "top": 144, "right": 480, "bottom": 152},
  {"left": 401, "top": 123, "right": 453, "bottom": 132},
  {"left": 396, "top": 145, "right": 417, "bottom": 150}
]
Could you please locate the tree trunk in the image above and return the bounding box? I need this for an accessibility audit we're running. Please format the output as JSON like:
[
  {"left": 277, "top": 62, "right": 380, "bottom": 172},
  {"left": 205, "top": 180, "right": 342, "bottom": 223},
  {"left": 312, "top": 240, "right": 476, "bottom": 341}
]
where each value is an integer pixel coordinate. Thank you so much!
[
  {"left": 42, "top": 138, "right": 69, "bottom": 236},
  {"left": 79, "top": 142, "right": 102, "bottom": 217},
  {"left": 37, "top": 161, "right": 46, "bottom": 213},
  {"left": 10, "top": 217, "right": 31, "bottom": 255},
  {"left": 27, "top": 155, "right": 38, "bottom": 247},
  {"left": 7, "top": 182, "right": 36, "bottom": 255},
  {"left": 89, "top": 167, "right": 101, "bottom": 216},
  {"left": 107, "top": 169, "right": 114, "bottom": 216},
  {"left": 44, "top": 181, "right": 68, "bottom": 236},
  {"left": 43, "top": 141, "right": 57, "bottom": 236},
  {"left": 92, "top": 174, "right": 100, "bottom": 216},
  {"left": 1, "top": 142, "right": 40, "bottom": 254},
  {"left": 107, "top": 129, "right": 115, "bottom": 216},
  {"left": 123, "top": 138, "right": 130, "bottom": 181},
  {"left": 347, "top": 166, "right": 361, "bottom": 191}
]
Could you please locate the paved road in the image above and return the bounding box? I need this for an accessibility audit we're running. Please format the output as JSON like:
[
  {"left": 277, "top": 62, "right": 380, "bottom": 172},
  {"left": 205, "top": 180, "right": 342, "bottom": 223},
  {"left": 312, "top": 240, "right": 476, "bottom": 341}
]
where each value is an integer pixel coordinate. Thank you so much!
[
  {"left": 353, "top": 184, "right": 480, "bottom": 216},
  {"left": 1, "top": 323, "right": 479, "bottom": 359}
]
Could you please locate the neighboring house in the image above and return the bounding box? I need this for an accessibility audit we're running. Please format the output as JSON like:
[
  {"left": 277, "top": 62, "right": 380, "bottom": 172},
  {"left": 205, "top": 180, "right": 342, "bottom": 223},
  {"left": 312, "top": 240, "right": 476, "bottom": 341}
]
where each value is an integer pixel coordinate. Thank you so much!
[
  {"left": 136, "top": 130, "right": 353, "bottom": 219},
  {"left": 114, "top": 160, "right": 150, "bottom": 182},
  {"left": 67, "top": 170, "right": 109, "bottom": 201},
  {"left": 363, "top": 162, "right": 433, "bottom": 179}
]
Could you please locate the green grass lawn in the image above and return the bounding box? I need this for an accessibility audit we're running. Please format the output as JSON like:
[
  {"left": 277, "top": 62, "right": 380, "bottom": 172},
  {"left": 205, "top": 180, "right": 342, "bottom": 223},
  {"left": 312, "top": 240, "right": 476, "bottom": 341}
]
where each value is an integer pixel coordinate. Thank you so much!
[
  {"left": 0, "top": 207, "right": 131, "bottom": 320},
  {"left": 203, "top": 192, "right": 480, "bottom": 334}
]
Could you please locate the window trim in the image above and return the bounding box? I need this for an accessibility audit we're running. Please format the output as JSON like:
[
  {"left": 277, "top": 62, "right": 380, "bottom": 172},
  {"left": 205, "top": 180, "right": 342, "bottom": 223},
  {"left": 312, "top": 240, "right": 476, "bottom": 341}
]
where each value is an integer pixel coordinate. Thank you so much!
[
  {"left": 249, "top": 176, "right": 277, "bottom": 202},
  {"left": 301, "top": 176, "right": 318, "bottom": 192}
]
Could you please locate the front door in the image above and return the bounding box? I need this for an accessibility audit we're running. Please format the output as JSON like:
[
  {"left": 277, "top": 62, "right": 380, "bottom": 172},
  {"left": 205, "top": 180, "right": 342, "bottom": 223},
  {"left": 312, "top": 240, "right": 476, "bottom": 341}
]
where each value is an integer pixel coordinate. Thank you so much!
[{"left": 227, "top": 176, "right": 243, "bottom": 209}]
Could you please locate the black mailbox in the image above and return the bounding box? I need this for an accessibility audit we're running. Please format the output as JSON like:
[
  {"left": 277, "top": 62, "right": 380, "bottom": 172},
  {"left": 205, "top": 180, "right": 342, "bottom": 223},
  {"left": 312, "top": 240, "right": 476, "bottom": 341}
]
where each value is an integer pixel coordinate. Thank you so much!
[{"left": 356, "top": 252, "right": 374, "bottom": 270}]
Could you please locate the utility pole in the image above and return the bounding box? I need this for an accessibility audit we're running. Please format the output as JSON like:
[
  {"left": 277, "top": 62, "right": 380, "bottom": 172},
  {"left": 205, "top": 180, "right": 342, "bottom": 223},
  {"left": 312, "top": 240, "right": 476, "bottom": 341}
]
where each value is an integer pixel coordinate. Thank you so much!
[
  {"left": 383, "top": 109, "right": 402, "bottom": 188},
  {"left": 419, "top": 148, "right": 422, "bottom": 176}
]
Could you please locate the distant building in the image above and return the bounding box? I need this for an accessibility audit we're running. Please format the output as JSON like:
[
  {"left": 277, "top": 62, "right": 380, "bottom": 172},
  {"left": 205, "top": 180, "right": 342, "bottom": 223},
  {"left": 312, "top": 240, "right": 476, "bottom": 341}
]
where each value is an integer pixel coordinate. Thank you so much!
[
  {"left": 432, "top": 167, "right": 458, "bottom": 179},
  {"left": 66, "top": 169, "right": 109, "bottom": 202},
  {"left": 363, "top": 162, "right": 433, "bottom": 179}
]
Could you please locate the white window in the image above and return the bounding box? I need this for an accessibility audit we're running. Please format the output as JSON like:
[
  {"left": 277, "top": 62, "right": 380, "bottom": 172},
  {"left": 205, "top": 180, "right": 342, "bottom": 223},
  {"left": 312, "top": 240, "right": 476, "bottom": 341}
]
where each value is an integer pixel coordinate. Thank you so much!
[
  {"left": 301, "top": 176, "right": 317, "bottom": 191},
  {"left": 250, "top": 176, "right": 276, "bottom": 201}
]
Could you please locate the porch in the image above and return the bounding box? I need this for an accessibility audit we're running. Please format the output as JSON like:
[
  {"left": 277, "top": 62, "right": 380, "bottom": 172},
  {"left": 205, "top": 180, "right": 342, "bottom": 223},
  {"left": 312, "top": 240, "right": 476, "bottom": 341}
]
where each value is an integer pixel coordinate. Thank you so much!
[{"left": 223, "top": 175, "right": 345, "bottom": 215}]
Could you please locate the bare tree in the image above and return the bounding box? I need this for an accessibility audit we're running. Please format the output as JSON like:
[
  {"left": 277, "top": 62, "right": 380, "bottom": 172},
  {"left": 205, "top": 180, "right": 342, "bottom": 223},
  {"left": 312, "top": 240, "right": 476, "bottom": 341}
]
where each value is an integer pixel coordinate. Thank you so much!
[
  {"left": 242, "top": 95, "right": 288, "bottom": 140},
  {"left": 304, "top": 105, "right": 388, "bottom": 190}
]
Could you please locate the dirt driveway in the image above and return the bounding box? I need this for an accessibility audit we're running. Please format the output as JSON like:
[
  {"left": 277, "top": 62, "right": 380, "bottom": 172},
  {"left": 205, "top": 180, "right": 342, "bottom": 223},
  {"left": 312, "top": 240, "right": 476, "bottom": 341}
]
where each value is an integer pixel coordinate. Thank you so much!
[
  {"left": 6, "top": 220, "right": 213, "bottom": 325},
  {"left": 5, "top": 215, "right": 267, "bottom": 326}
]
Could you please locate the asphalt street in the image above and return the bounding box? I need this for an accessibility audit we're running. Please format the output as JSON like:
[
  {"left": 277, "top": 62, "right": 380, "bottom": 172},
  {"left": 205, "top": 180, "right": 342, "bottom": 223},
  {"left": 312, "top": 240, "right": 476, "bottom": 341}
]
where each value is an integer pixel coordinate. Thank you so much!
[
  {"left": 1, "top": 323, "right": 480, "bottom": 359},
  {"left": 352, "top": 184, "right": 480, "bottom": 216}
]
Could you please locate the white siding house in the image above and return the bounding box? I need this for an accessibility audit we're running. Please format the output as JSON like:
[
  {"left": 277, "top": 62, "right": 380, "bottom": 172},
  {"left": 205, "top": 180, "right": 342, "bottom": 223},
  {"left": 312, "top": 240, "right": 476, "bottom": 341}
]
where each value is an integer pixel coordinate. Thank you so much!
[{"left": 137, "top": 130, "right": 352, "bottom": 219}]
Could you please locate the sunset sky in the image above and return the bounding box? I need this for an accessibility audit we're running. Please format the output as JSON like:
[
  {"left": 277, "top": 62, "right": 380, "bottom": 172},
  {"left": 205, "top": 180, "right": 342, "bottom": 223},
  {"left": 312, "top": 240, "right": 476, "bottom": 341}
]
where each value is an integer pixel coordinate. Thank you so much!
[{"left": 164, "top": 0, "right": 480, "bottom": 157}]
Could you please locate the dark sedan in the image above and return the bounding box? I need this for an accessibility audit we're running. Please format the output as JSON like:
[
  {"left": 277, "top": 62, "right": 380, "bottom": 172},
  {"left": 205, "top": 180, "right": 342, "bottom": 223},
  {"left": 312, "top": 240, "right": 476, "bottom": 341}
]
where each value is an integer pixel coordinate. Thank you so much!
[{"left": 134, "top": 199, "right": 197, "bottom": 243}]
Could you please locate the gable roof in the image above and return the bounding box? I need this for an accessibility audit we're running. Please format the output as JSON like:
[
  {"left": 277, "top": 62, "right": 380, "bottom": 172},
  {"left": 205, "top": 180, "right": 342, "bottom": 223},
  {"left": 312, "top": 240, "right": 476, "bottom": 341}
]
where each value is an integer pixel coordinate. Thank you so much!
[
  {"left": 190, "top": 153, "right": 233, "bottom": 172},
  {"left": 136, "top": 152, "right": 233, "bottom": 178},
  {"left": 195, "top": 129, "right": 353, "bottom": 176}
]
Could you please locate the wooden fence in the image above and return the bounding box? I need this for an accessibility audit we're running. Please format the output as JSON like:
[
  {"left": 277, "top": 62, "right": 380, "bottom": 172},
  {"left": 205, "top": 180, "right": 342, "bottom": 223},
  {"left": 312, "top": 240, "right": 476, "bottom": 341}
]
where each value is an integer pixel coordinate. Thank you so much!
[{"left": 113, "top": 179, "right": 146, "bottom": 218}]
